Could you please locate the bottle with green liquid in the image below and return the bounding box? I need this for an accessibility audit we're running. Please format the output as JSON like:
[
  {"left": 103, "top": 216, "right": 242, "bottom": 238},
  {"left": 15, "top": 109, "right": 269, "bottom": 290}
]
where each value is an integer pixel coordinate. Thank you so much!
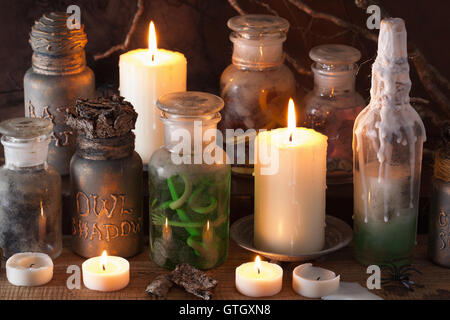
[
  {"left": 352, "top": 18, "right": 426, "bottom": 266},
  {"left": 148, "top": 92, "right": 231, "bottom": 270}
]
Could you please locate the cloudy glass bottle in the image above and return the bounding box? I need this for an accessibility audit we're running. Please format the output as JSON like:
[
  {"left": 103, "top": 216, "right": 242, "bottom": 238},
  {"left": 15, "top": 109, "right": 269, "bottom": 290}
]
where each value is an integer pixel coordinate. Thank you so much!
[{"left": 0, "top": 118, "right": 62, "bottom": 259}]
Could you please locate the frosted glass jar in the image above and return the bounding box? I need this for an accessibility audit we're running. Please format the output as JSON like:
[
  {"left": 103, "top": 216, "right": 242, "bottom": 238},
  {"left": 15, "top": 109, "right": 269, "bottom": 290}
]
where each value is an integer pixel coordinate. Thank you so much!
[{"left": 0, "top": 118, "right": 62, "bottom": 259}]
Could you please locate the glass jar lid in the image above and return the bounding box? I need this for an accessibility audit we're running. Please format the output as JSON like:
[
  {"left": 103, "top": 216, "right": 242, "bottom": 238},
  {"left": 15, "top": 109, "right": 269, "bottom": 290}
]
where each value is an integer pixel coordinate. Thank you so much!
[
  {"left": 309, "top": 44, "right": 361, "bottom": 65},
  {"left": 157, "top": 91, "right": 224, "bottom": 117},
  {"left": 228, "top": 14, "right": 289, "bottom": 39},
  {"left": 0, "top": 117, "right": 53, "bottom": 139}
]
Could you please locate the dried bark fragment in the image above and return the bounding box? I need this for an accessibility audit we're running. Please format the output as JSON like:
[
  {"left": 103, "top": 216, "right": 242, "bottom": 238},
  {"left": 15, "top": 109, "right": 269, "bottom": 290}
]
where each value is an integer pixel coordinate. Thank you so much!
[
  {"left": 65, "top": 94, "right": 137, "bottom": 139},
  {"left": 145, "top": 274, "right": 174, "bottom": 299},
  {"left": 171, "top": 263, "right": 218, "bottom": 300}
]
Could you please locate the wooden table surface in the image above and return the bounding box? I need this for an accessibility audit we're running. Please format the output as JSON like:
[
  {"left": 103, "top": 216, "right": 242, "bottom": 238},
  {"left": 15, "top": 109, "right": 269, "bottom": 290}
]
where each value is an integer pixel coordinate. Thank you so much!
[{"left": 0, "top": 235, "right": 449, "bottom": 300}]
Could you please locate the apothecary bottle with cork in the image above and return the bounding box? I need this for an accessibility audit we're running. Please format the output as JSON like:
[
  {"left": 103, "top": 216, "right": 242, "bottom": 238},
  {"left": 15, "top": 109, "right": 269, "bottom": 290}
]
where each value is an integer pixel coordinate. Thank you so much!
[
  {"left": 0, "top": 118, "right": 62, "bottom": 259},
  {"left": 303, "top": 44, "right": 365, "bottom": 184},
  {"left": 352, "top": 18, "right": 426, "bottom": 266},
  {"left": 66, "top": 95, "right": 143, "bottom": 258},
  {"left": 149, "top": 92, "right": 231, "bottom": 270},
  {"left": 24, "top": 12, "right": 95, "bottom": 176}
]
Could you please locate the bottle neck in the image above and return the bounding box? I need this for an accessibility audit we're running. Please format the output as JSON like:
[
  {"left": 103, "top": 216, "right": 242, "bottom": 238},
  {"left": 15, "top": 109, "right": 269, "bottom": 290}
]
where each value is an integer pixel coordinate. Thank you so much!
[
  {"left": 76, "top": 133, "right": 135, "bottom": 160},
  {"left": 231, "top": 33, "right": 285, "bottom": 70},
  {"left": 162, "top": 113, "right": 221, "bottom": 154},
  {"left": 312, "top": 63, "right": 357, "bottom": 96},
  {"left": 32, "top": 49, "right": 86, "bottom": 75},
  {"left": 2, "top": 136, "right": 49, "bottom": 170}
]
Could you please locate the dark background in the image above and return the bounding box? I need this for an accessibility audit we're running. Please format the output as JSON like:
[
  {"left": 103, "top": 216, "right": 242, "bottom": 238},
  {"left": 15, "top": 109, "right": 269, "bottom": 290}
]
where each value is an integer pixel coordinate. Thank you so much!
[{"left": 0, "top": 0, "right": 448, "bottom": 232}]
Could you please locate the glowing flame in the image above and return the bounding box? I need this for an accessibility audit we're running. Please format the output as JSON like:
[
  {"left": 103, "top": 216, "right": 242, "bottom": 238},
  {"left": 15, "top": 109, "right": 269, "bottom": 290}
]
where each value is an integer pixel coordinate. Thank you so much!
[
  {"left": 287, "top": 98, "right": 296, "bottom": 142},
  {"left": 148, "top": 21, "right": 157, "bottom": 62},
  {"left": 40, "top": 201, "right": 44, "bottom": 217},
  {"left": 101, "top": 250, "right": 108, "bottom": 271},
  {"left": 206, "top": 220, "right": 210, "bottom": 231},
  {"left": 165, "top": 217, "right": 169, "bottom": 229},
  {"left": 255, "top": 256, "right": 261, "bottom": 275}
]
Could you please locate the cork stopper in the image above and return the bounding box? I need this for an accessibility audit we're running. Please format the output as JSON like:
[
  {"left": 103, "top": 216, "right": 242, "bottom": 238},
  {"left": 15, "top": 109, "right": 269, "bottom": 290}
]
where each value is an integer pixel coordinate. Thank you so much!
[
  {"left": 66, "top": 95, "right": 137, "bottom": 140},
  {"left": 377, "top": 18, "right": 408, "bottom": 61}
]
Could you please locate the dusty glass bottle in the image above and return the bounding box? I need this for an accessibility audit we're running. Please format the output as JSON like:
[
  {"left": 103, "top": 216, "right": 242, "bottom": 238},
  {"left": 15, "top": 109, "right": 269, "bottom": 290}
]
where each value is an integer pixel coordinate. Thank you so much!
[
  {"left": 149, "top": 92, "right": 231, "bottom": 270},
  {"left": 303, "top": 44, "right": 365, "bottom": 184},
  {"left": 24, "top": 12, "right": 95, "bottom": 176},
  {"left": 67, "top": 96, "right": 143, "bottom": 258},
  {"left": 0, "top": 118, "right": 62, "bottom": 259},
  {"left": 220, "top": 14, "right": 296, "bottom": 161},
  {"left": 353, "top": 19, "right": 426, "bottom": 266}
]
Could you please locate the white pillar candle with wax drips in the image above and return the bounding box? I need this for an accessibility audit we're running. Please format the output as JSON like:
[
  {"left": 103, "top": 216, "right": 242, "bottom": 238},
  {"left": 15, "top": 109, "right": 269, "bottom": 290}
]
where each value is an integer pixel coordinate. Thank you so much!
[
  {"left": 119, "top": 21, "right": 187, "bottom": 165},
  {"left": 254, "top": 99, "right": 328, "bottom": 255}
]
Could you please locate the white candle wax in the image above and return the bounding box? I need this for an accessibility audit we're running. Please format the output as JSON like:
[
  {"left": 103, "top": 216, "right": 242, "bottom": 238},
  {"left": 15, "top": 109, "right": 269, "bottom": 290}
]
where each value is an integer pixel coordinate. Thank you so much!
[
  {"left": 254, "top": 126, "right": 328, "bottom": 255},
  {"left": 119, "top": 24, "right": 187, "bottom": 165},
  {"left": 235, "top": 257, "right": 283, "bottom": 297},
  {"left": 6, "top": 252, "right": 53, "bottom": 286},
  {"left": 292, "top": 263, "right": 340, "bottom": 298},
  {"left": 82, "top": 252, "right": 130, "bottom": 292}
]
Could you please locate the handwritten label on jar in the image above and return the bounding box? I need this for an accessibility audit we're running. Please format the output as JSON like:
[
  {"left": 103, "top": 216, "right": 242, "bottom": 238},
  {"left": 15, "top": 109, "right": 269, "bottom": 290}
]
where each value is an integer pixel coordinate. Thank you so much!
[{"left": 72, "top": 192, "right": 142, "bottom": 242}]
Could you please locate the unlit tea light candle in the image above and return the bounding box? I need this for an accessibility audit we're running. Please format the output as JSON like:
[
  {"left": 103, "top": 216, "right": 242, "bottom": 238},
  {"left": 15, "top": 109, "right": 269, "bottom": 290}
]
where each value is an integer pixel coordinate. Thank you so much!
[
  {"left": 82, "top": 251, "right": 130, "bottom": 292},
  {"left": 235, "top": 256, "right": 283, "bottom": 297},
  {"left": 6, "top": 252, "right": 53, "bottom": 286},
  {"left": 292, "top": 263, "right": 340, "bottom": 298}
]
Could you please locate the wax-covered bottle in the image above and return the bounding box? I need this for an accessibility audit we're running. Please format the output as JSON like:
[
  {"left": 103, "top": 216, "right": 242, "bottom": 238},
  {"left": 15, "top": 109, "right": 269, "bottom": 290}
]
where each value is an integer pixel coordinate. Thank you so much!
[
  {"left": 352, "top": 18, "right": 426, "bottom": 266},
  {"left": 303, "top": 44, "right": 365, "bottom": 184},
  {"left": 0, "top": 118, "right": 62, "bottom": 259},
  {"left": 149, "top": 92, "right": 231, "bottom": 270},
  {"left": 24, "top": 12, "right": 95, "bottom": 175},
  {"left": 67, "top": 95, "right": 143, "bottom": 258}
]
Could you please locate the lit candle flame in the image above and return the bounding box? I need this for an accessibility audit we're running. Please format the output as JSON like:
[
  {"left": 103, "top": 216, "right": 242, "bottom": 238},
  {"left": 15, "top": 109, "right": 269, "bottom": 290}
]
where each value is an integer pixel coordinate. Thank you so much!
[
  {"left": 287, "top": 98, "right": 296, "bottom": 142},
  {"left": 255, "top": 256, "right": 261, "bottom": 275},
  {"left": 206, "top": 220, "right": 210, "bottom": 231},
  {"left": 148, "top": 21, "right": 157, "bottom": 62},
  {"left": 101, "top": 250, "right": 108, "bottom": 271},
  {"left": 40, "top": 201, "right": 44, "bottom": 217}
]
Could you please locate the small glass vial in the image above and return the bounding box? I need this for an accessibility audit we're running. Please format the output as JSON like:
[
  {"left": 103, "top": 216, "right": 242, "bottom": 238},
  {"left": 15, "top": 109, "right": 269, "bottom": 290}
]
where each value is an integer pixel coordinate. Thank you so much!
[
  {"left": 353, "top": 18, "right": 426, "bottom": 266},
  {"left": 0, "top": 118, "right": 62, "bottom": 259},
  {"left": 149, "top": 92, "right": 231, "bottom": 270},
  {"left": 303, "top": 44, "right": 365, "bottom": 184},
  {"left": 24, "top": 12, "right": 95, "bottom": 176},
  {"left": 220, "top": 14, "right": 296, "bottom": 147},
  {"left": 67, "top": 96, "right": 143, "bottom": 258}
]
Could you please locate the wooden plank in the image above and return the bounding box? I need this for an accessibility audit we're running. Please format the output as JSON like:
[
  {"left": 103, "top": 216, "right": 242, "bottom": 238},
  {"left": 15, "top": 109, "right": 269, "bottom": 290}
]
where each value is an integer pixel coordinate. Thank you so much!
[{"left": 0, "top": 235, "right": 449, "bottom": 300}]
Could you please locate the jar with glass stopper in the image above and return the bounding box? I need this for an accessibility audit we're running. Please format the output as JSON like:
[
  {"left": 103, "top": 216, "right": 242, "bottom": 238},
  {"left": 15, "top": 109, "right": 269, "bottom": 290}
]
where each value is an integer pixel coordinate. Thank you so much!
[
  {"left": 0, "top": 118, "right": 62, "bottom": 259},
  {"left": 149, "top": 91, "right": 231, "bottom": 270},
  {"left": 352, "top": 18, "right": 426, "bottom": 266},
  {"left": 66, "top": 95, "right": 143, "bottom": 258},
  {"left": 24, "top": 12, "right": 95, "bottom": 176},
  {"left": 303, "top": 44, "right": 365, "bottom": 184}
]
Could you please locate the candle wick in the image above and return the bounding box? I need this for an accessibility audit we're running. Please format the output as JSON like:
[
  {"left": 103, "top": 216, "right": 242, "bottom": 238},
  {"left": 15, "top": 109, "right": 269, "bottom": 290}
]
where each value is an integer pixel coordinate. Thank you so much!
[
  {"left": 151, "top": 54, "right": 155, "bottom": 62},
  {"left": 257, "top": 268, "right": 260, "bottom": 275},
  {"left": 29, "top": 264, "right": 35, "bottom": 268},
  {"left": 102, "top": 265, "right": 106, "bottom": 271},
  {"left": 316, "top": 276, "right": 321, "bottom": 280},
  {"left": 289, "top": 133, "right": 293, "bottom": 142}
]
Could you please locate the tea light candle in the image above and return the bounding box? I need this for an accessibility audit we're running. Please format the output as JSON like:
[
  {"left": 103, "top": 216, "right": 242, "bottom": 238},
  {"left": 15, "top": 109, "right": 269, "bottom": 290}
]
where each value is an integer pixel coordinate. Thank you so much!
[
  {"left": 119, "top": 21, "right": 187, "bottom": 165},
  {"left": 82, "top": 251, "right": 130, "bottom": 292},
  {"left": 254, "top": 99, "right": 328, "bottom": 255},
  {"left": 235, "top": 256, "right": 283, "bottom": 297},
  {"left": 292, "top": 263, "right": 340, "bottom": 298},
  {"left": 6, "top": 252, "right": 53, "bottom": 286}
]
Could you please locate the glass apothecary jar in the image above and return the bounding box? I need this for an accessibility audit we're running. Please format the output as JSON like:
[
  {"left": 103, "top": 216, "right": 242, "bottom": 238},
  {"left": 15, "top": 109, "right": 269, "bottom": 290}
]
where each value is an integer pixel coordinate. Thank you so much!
[
  {"left": 303, "top": 44, "right": 365, "bottom": 184},
  {"left": 220, "top": 14, "right": 296, "bottom": 158},
  {"left": 149, "top": 92, "right": 231, "bottom": 270},
  {"left": 67, "top": 96, "right": 143, "bottom": 258},
  {"left": 0, "top": 118, "right": 62, "bottom": 259},
  {"left": 353, "top": 18, "right": 426, "bottom": 266}
]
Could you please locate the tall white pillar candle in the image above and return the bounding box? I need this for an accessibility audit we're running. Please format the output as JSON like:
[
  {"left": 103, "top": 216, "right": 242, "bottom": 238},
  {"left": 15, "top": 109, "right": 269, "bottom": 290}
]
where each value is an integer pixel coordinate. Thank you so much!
[
  {"left": 119, "top": 22, "right": 187, "bottom": 165},
  {"left": 254, "top": 99, "right": 327, "bottom": 255}
]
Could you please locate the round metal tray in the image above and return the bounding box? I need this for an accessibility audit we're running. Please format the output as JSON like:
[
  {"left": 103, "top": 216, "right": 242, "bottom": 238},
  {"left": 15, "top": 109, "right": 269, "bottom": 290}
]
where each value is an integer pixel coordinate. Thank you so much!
[{"left": 230, "top": 215, "right": 353, "bottom": 262}]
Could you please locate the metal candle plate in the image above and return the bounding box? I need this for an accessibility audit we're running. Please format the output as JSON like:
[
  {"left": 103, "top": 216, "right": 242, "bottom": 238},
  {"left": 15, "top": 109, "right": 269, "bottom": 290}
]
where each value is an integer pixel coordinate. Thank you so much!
[{"left": 230, "top": 215, "right": 352, "bottom": 262}]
